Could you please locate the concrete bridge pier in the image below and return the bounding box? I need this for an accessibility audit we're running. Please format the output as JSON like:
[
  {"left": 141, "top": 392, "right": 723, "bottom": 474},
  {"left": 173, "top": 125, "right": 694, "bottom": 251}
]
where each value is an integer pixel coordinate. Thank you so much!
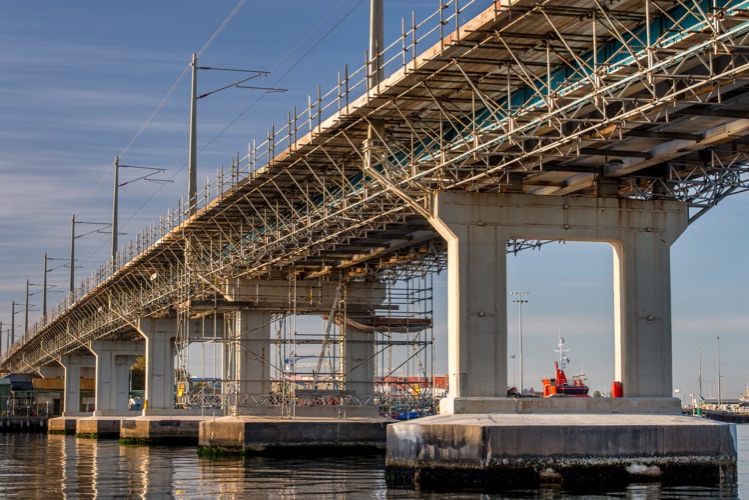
[
  {"left": 118, "top": 317, "right": 217, "bottom": 445},
  {"left": 49, "top": 354, "right": 96, "bottom": 435},
  {"left": 137, "top": 318, "right": 177, "bottom": 415},
  {"left": 386, "top": 192, "right": 737, "bottom": 490},
  {"left": 89, "top": 340, "right": 143, "bottom": 417},
  {"left": 228, "top": 310, "right": 272, "bottom": 416},
  {"left": 59, "top": 353, "right": 95, "bottom": 417},
  {"left": 343, "top": 324, "right": 375, "bottom": 401},
  {"left": 68, "top": 340, "right": 144, "bottom": 438},
  {"left": 199, "top": 281, "right": 390, "bottom": 455}
]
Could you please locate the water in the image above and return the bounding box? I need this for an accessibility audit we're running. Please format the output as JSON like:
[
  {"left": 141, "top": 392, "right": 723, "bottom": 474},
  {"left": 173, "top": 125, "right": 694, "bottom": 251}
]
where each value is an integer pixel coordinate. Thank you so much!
[{"left": 0, "top": 425, "right": 746, "bottom": 499}]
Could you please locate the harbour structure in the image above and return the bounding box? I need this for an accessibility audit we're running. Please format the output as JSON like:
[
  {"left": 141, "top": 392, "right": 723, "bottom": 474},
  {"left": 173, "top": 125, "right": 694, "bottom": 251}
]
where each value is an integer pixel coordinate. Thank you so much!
[{"left": 0, "top": 0, "right": 747, "bottom": 488}]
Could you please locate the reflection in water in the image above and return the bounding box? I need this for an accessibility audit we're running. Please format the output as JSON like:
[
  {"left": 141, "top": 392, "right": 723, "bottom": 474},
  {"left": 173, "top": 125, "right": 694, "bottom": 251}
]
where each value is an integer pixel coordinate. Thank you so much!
[{"left": 0, "top": 429, "right": 744, "bottom": 498}]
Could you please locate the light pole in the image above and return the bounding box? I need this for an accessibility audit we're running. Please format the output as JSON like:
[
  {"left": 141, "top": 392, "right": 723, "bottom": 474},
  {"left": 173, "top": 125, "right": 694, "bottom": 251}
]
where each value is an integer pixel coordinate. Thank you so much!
[
  {"left": 512, "top": 292, "right": 529, "bottom": 394},
  {"left": 510, "top": 354, "right": 516, "bottom": 388},
  {"left": 698, "top": 339, "right": 703, "bottom": 404},
  {"left": 717, "top": 336, "right": 722, "bottom": 406}
]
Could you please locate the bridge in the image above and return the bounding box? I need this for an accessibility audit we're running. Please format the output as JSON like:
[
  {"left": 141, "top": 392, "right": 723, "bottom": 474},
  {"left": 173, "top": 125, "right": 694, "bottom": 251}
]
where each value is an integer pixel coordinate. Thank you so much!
[{"left": 2, "top": 0, "right": 745, "bottom": 489}]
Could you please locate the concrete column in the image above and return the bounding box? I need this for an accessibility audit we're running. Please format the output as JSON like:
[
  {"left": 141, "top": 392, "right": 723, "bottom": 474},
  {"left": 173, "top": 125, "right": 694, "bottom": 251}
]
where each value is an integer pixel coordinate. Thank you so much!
[
  {"left": 88, "top": 340, "right": 144, "bottom": 416},
  {"left": 430, "top": 204, "right": 508, "bottom": 409},
  {"left": 343, "top": 325, "right": 375, "bottom": 397},
  {"left": 60, "top": 353, "right": 95, "bottom": 416},
  {"left": 430, "top": 192, "right": 688, "bottom": 414},
  {"left": 613, "top": 225, "right": 679, "bottom": 396},
  {"left": 232, "top": 310, "right": 272, "bottom": 400},
  {"left": 136, "top": 318, "right": 177, "bottom": 415}
]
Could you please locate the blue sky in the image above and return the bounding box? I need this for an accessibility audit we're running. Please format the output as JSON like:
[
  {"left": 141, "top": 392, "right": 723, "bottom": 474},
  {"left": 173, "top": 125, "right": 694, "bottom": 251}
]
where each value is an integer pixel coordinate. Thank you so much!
[{"left": 0, "top": 1, "right": 747, "bottom": 401}]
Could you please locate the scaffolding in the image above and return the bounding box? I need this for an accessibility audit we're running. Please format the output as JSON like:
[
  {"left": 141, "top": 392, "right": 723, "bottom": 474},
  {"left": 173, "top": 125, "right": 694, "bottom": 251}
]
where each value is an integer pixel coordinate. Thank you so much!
[
  {"left": 8, "top": 1, "right": 749, "bottom": 421},
  {"left": 170, "top": 271, "right": 435, "bottom": 418}
]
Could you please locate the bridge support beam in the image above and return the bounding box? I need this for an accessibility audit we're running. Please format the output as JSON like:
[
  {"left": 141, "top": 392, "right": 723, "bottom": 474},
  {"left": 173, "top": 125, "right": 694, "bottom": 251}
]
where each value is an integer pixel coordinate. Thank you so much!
[
  {"left": 387, "top": 192, "right": 738, "bottom": 489},
  {"left": 226, "top": 310, "right": 272, "bottom": 414},
  {"left": 37, "top": 364, "right": 64, "bottom": 379},
  {"left": 137, "top": 318, "right": 177, "bottom": 415},
  {"left": 429, "top": 192, "right": 688, "bottom": 412},
  {"left": 343, "top": 325, "right": 374, "bottom": 399},
  {"left": 60, "top": 354, "right": 95, "bottom": 416},
  {"left": 89, "top": 340, "right": 144, "bottom": 416}
]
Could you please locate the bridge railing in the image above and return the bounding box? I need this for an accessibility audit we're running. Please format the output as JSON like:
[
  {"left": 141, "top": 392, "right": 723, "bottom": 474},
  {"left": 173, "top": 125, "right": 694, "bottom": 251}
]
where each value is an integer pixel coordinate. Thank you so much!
[
  {"left": 9, "top": 0, "right": 490, "bottom": 358},
  {"left": 13, "top": 0, "right": 749, "bottom": 365}
]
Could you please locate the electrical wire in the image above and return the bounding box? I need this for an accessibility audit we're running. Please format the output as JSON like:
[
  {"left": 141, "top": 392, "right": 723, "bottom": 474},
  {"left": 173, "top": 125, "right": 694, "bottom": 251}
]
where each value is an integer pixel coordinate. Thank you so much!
[
  {"left": 78, "top": 0, "right": 365, "bottom": 270},
  {"left": 201, "top": 0, "right": 367, "bottom": 151},
  {"left": 118, "top": 0, "right": 368, "bottom": 232}
]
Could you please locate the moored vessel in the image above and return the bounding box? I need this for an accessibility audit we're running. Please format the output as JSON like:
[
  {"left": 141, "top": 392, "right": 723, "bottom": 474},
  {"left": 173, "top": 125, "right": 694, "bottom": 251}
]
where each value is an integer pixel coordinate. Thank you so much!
[{"left": 542, "top": 337, "right": 589, "bottom": 397}]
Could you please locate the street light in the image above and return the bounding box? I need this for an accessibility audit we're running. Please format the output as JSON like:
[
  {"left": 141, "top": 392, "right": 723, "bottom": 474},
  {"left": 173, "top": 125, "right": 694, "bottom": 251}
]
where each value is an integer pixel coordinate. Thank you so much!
[{"left": 512, "top": 292, "right": 529, "bottom": 394}]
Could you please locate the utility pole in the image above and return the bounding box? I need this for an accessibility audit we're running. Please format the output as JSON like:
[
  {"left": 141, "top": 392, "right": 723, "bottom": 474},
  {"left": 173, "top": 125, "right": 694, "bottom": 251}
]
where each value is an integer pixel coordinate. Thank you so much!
[
  {"left": 369, "top": 0, "right": 384, "bottom": 90},
  {"left": 112, "top": 156, "right": 119, "bottom": 260},
  {"left": 43, "top": 253, "right": 48, "bottom": 320},
  {"left": 10, "top": 301, "right": 18, "bottom": 345},
  {"left": 24, "top": 280, "right": 29, "bottom": 336},
  {"left": 186, "top": 55, "right": 282, "bottom": 216},
  {"left": 69, "top": 217, "right": 75, "bottom": 293},
  {"left": 69, "top": 216, "right": 111, "bottom": 295},
  {"left": 110, "top": 157, "right": 168, "bottom": 268},
  {"left": 188, "top": 53, "right": 198, "bottom": 216}
]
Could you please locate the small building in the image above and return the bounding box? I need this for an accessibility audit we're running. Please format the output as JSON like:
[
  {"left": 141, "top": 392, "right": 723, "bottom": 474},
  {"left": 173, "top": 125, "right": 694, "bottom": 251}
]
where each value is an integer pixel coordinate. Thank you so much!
[{"left": 0, "top": 378, "right": 10, "bottom": 415}]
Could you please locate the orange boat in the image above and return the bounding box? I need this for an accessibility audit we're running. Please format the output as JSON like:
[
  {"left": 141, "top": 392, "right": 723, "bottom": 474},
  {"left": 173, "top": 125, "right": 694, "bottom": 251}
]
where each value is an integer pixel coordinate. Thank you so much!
[{"left": 542, "top": 337, "right": 590, "bottom": 397}]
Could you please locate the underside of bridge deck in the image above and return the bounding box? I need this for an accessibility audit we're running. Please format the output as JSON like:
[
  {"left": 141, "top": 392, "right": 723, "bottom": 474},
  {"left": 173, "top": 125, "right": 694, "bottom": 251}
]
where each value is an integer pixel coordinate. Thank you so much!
[{"left": 3, "top": 1, "right": 745, "bottom": 487}]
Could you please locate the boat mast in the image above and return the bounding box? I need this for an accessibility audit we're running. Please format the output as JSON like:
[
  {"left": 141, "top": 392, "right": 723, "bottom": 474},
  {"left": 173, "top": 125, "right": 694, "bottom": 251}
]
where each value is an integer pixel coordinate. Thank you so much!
[{"left": 554, "top": 335, "right": 570, "bottom": 370}]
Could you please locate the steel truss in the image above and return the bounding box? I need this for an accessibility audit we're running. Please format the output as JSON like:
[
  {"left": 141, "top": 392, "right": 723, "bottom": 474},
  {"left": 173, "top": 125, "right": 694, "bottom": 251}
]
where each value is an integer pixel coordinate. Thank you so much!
[{"left": 7, "top": 0, "right": 749, "bottom": 383}]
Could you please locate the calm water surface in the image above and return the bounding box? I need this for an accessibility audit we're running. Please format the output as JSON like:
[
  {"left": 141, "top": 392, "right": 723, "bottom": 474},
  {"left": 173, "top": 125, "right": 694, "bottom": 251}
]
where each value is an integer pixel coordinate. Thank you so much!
[{"left": 0, "top": 424, "right": 745, "bottom": 499}]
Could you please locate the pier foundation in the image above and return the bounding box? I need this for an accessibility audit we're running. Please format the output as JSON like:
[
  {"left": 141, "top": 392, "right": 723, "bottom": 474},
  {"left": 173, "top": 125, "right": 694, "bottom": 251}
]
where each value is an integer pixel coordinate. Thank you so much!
[
  {"left": 386, "top": 192, "right": 736, "bottom": 490},
  {"left": 119, "top": 414, "right": 219, "bottom": 445},
  {"left": 386, "top": 409, "right": 737, "bottom": 490},
  {"left": 199, "top": 415, "right": 391, "bottom": 455}
]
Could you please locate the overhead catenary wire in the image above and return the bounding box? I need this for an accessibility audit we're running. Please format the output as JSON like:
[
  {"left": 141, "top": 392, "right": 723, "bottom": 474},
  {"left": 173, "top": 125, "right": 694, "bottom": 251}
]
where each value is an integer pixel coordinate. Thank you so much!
[
  {"left": 201, "top": 0, "right": 367, "bottom": 151},
  {"left": 57, "top": 0, "right": 369, "bottom": 290},
  {"left": 115, "top": 0, "right": 369, "bottom": 239}
]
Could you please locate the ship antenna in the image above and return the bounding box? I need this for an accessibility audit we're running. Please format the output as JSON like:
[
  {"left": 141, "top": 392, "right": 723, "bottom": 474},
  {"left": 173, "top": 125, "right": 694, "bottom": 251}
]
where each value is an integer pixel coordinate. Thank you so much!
[{"left": 554, "top": 334, "right": 570, "bottom": 370}]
